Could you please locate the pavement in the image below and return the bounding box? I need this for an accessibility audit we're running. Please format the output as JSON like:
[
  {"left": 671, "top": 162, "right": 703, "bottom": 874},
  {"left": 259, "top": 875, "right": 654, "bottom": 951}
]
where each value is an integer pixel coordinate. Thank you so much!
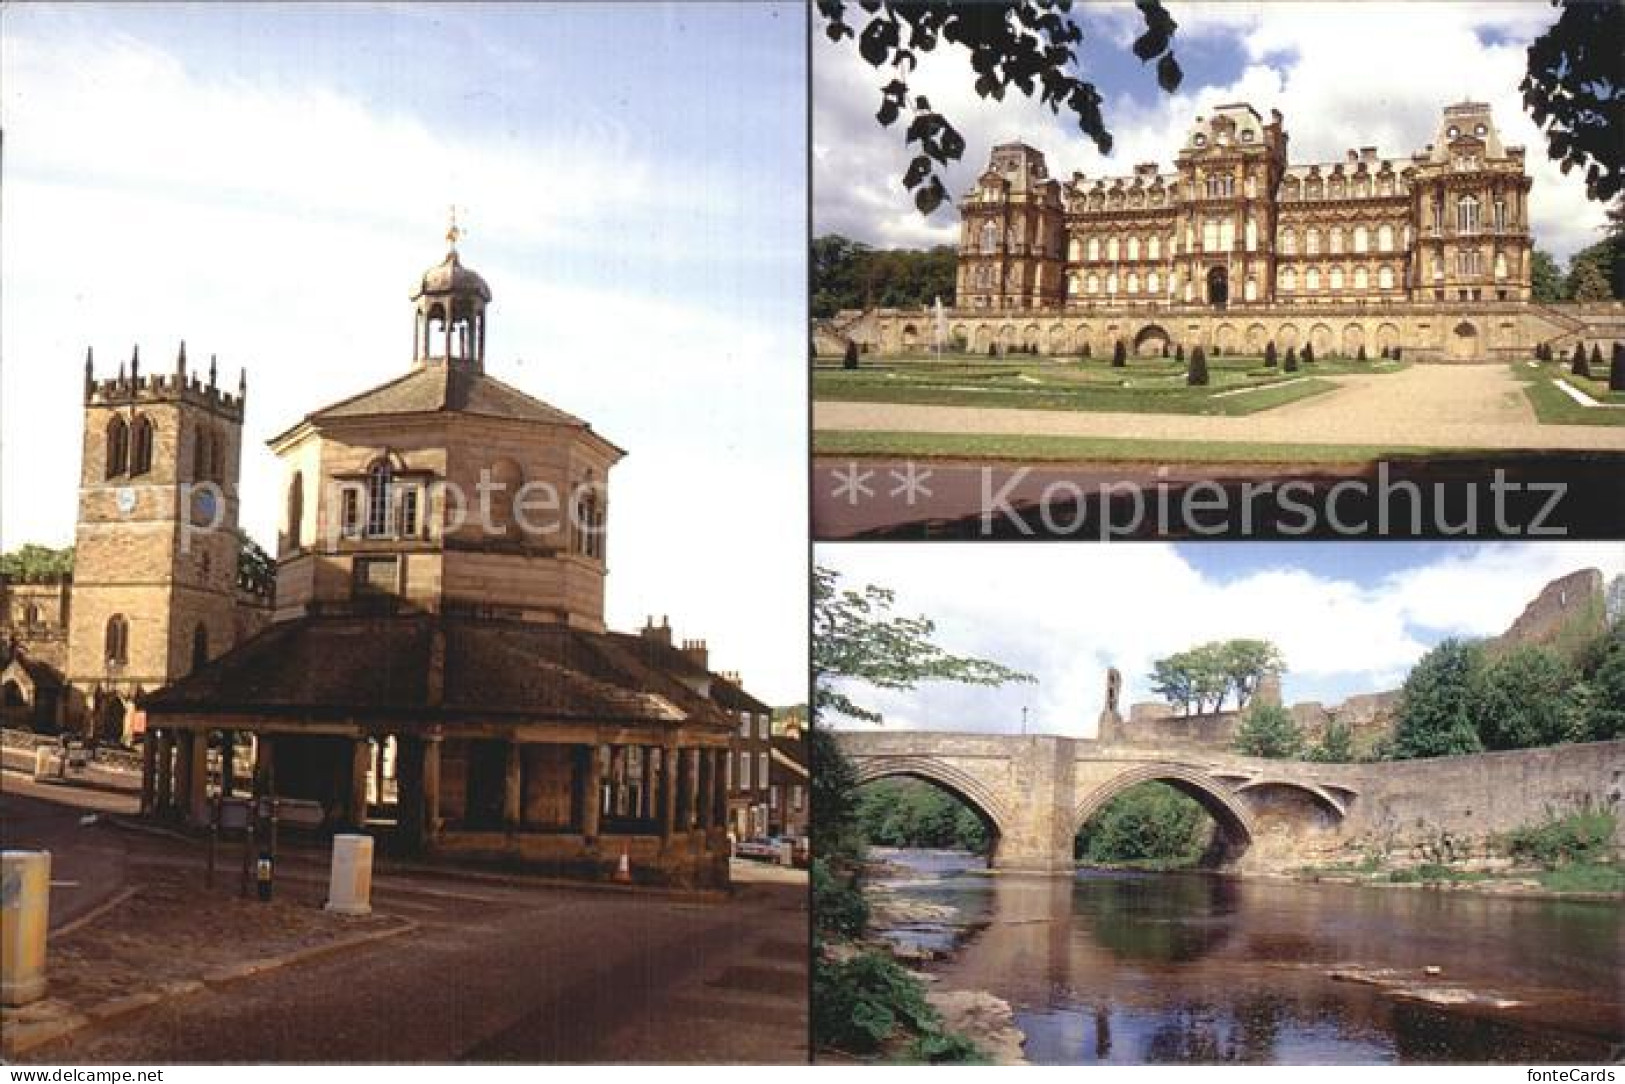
[
  {"left": 3, "top": 776, "right": 808, "bottom": 1064},
  {"left": 815, "top": 364, "right": 1625, "bottom": 451},
  {"left": 0, "top": 770, "right": 140, "bottom": 929}
]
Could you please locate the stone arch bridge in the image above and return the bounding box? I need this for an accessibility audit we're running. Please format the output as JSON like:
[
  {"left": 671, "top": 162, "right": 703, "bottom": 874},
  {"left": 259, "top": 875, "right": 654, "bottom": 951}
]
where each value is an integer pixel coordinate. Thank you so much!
[{"left": 836, "top": 730, "right": 1625, "bottom": 873}]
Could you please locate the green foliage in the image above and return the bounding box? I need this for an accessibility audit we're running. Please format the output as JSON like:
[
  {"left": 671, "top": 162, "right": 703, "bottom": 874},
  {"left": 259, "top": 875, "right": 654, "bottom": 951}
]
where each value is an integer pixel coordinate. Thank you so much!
[
  {"left": 1531, "top": 249, "right": 1566, "bottom": 301},
  {"left": 1186, "top": 345, "right": 1209, "bottom": 386},
  {"left": 813, "top": 566, "right": 1034, "bottom": 726},
  {"left": 817, "top": 1, "right": 1183, "bottom": 215},
  {"left": 1149, "top": 638, "right": 1284, "bottom": 715},
  {"left": 844, "top": 340, "right": 860, "bottom": 370},
  {"left": 905, "top": 1030, "right": 991, "bottom": 1065},
  {"left": 1502, "top": 808, "right": 1617, "bottom": 867},
  {"left": 1304, "top": 716, "right": 1355, "bottom": 763},
  {"left": 1075, "top": 781, "right": 1207, "bottom": 865},
  {"left": 1536, "top": 862, "right": 1625, "bottom": 893},
  {"left": 1584, "top": 635, "right": 1625, "bottom": 739},
  {"left": 1473, "top": 645, "right": 1583, "bottom": 749},
  {"left": 813, "top": 857, "right": 869, "bottom": 939},
  {"left": 1611, "top": 343, "right": 1625, "bottom": 393},
  {"left": 1264, "top": 341, "right": 1277, "bottom": 368},
  {"left": 1392, "top": 639, "right": 1486, "bottom": 759},
  {"left": 1112, "top": 339, "right": 1127, "bottom": 367},
  {"left": 0, "top": 544, "right": 74, "bottom": 580},
  {"left": 812, "top": 235, "right": 960, "bottom": 319},
  {"left": 1569, "top": 256, "right": 1614, "bottom": 302},
  {"left": 237, "top": 533, "right": 275, "bottom": 596},
  {"left": 811, "top": 727, "right": 865, "bottom": 864},
  {"left": 1301, "top": 342, "right": 1315, "bottom": 364},
  {"left": 1233, "top": 703, "right": 1304, "bottom": 759},
  {"left": 855, "top": 778, "right": 989, "bottom": 853},
  {"left": 1522, "top": 0, "right": 1624, "bottom": 201},
  {"left": 813, "top": 949, "right": 940, "bottom": 1054},
  {"left": 1283, "top": 346, "right": 1299, "bottom": 373}
]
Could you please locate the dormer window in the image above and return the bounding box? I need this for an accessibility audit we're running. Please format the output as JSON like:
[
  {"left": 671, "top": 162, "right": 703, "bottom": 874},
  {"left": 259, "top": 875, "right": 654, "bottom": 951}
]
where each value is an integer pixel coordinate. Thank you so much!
[{"left": 1193, "top": 133, "right": 1207, "bottom": 147}]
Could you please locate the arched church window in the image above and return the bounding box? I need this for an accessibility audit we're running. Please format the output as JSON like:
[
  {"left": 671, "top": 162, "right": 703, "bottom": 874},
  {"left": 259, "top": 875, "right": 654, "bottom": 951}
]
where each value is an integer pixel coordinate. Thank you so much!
[
  {"left": 130, "top": 415, "right": 155, "bottom": 476},
  {"left": 193, "top": 426, "right": 208, "bottom": 481},
  {"left": 366, "top": 460, "right": 394, "bottom": 538},
  {"left": 105, "top": 614, "right": 129, "bottom": 666},
  {"left": 572, "top": 481, "right": 606, "bottom": 561},
  {"left": 285, "top": 472, "right": 304, "bottom": 551},
  {"left": 191, "top": 623, "right": 209, "bottom": 671},
  {"left": 105, "top": 417, "right": 129, "bottom": 478}
]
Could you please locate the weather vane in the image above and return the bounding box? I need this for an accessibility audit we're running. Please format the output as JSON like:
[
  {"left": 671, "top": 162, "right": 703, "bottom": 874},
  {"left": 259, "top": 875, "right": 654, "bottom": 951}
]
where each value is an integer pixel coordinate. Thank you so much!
[{"left": 446, "top": 204, "right": 464, "bottom": 250}]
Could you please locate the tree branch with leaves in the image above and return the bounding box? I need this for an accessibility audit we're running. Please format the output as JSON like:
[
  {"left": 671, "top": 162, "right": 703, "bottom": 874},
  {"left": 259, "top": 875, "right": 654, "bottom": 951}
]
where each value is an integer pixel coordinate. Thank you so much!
[{"left": 817, "top": 0, "right": 1183, "bottom": 214}]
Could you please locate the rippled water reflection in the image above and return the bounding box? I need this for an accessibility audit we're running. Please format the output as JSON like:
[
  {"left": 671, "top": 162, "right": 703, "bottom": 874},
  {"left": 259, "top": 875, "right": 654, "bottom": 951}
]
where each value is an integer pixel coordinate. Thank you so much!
[{"left": 871, "top": 849, "right": 1623, "bottom": 1064}]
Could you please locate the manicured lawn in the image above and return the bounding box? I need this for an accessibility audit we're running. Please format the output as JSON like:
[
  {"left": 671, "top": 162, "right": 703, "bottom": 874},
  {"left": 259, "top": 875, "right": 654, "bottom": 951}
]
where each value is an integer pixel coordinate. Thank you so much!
[
  {"left": 1511, "top": 360, "right": 1625, "bottom": 426},
  {"left": 812, "top": 429, "right": 1438, "bottom": 464},
  {"left": 813, "top": 355, "right": 1361, "bottom": 416}
]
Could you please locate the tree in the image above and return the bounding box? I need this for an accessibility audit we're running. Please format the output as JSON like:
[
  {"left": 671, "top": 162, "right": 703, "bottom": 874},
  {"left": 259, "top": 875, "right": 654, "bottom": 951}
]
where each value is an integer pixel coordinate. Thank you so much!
[
  {"left": 1075, "top": 782, "right": 1206, "bottom": 865},
  {"left": 1284, "top": 346, "right": 1298, "bottom": 373},
  {"left": 1148, "top": 639, "right": 1283, "bottom": 716},
  {"left": 1216, "top": 639, "right": 1286, "bottom": 708},
  {"left": 1264, "top": 340, "right": 1277, "bottom": 368},
  {"left": 1301, "top": 342, "right": 1315, "bottom": 365},
  {"left": 236, "top": 534, "right": 275, "bottom": 596},
  {"left": 1174, "top": 342, "right": 1184, "bottom": 363},
  {"left": 1112, "top": 338, "right": 1127, "bottom": 367},
  {"left": 813, "top": 566, "right": 1034, "bottom": 726},
  {"left": 817, "top": 1, "right": 1184, "bottom": 215},
  {"left": 1531, "top": 248, "right": 1567, "bottom": 301},
  {"left": 811, "top": 726, "right": 864, "bottom": 864},
  {"left": 0, "top": 544, "right": 74, "bottom": 580},
  {"left": 1521, "top": 0, "right": 1625, "bottom": 201},
  {"left": 1590, "top": 343, "right": 1604, "bottom": 370},
  {"left": 1186, "top": 345, "right": 1209, "bottom": 386},
  {"left": 1571, "top": 341, "right": 1590, "bottom": 377},
  {"left": 1584, "top": 639, "right": 1625, "bottom": 740},
  {"left": 1611, "top": 342, "right": 1625, "bottom": 392},
  {"left": 1305, "top": 716, "right": 1355, "bottom": 763},
  {"left": 1233, "top": 703, "right": 1303, "bottom": 759},
  {"left": 844, "top": 340, "right": 860, "bottom": 370},
  {"left": 1392, "top": 639, "right": 1485, "bottom": 759},
  {"left": 1569, "top": 257, "right": 1612, "bottom": 302},
  {"left": 1474, "top": 645, "right": 1581, "bottom": 750}
]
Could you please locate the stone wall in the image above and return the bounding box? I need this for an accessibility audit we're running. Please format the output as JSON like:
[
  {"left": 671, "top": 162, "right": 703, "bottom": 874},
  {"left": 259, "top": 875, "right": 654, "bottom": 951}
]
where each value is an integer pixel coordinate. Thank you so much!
[
  {"left": 1490, "top": 567, "right": 1608, "bottom": 660},
  {"left": 835, "top": 299, "right": 1625, "bottom": 363}
]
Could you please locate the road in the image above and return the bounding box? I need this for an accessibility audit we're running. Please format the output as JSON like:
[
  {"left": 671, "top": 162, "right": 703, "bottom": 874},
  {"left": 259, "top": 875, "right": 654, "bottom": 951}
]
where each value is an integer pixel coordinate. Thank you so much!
[
  {"left": 0, "top": 771, "right": 140, "bottom": 929},
  {"left": 6, "top": 780, "right": 808, "bottom": 1063}
]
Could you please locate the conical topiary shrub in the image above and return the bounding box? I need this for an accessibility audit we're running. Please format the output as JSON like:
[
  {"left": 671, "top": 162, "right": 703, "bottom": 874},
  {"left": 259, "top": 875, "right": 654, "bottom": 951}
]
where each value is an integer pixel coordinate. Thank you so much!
[
  {"left": 1112, "top": 339, "right": 1127, "bottom": 368},
  {"left": 1264, "top": 340, "right": 1278, "bottom": 368},
  {"left": 1284, "top": 346, "right": 1299, "bottom": 373},
  {"left": 1187, "top": 345, "right": 1210, "bottom": 387}
]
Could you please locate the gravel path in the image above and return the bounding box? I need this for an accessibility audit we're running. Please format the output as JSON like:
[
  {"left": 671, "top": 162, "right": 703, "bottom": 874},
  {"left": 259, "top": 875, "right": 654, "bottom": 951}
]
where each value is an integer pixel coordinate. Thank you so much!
[{"left": 816, "top": 365, "right": 1625, "bottom": 451}]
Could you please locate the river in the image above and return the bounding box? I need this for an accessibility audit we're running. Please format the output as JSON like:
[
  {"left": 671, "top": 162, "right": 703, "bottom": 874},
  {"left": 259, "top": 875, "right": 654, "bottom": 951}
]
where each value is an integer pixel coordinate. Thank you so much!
[{"left": 869, "top": 848, "right": 1624, "bottom": 1064}]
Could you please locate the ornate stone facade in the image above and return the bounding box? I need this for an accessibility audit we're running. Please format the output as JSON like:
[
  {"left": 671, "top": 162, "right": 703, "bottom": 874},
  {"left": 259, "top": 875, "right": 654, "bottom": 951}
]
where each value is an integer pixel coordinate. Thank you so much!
[{"left": 836, "top": 101, "right": 1625, "bottom": 362}]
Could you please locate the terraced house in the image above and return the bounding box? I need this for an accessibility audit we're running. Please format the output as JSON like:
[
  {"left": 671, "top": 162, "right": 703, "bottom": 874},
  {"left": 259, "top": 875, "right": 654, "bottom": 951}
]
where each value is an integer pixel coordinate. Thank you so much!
[{"left": 840, "top": 101, "right": 1624, "bottom": 362}]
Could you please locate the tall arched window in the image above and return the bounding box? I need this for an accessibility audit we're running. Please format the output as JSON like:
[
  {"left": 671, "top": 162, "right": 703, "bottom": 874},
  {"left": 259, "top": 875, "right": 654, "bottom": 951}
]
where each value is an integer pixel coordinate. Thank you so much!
[
  {"left": 1148, "top": 235, "right": 1160, "bottom": 260},
  {"left": 1354, "top": 266, "right": 1369, "bottom": 290},
  {"left": 191, "top": 623, "right": 209, "bottom": 671},
  {"left": 572, "top": 483, "right": 606, "bottom": 560},
  {"left": 1087, "top": 237, "right": 1100, "bottom": 261},
  {"left": 1281, "top": 267, "right": 1297, "bottom": 292},
  {"left": 1330, "top": 266, "right": 1345, "bottom": 290},
  {"left": 1086, "top": 273, "right": 1099, "bottom": 295},
  {"left": 210, "top": 433, "right": 226, "bottom": 482},
  {"left": 489, "top": 458, "right": 524, "bottom": 538},
  {"left": 193, "top": 426, "right": 209, "bottom": 481},
  {"left": 1126, "top": 237, "right": 1139, "bottom": 261},
  {"left": 1147, "top": 271, "right": 1160, "bottom": 294},
  {"left": 285, "top": 472, "right": 305, "bottom": 551},
  {"left": 1280, "top": 229, "right": 1296, "bottom": 255},
  {"left": 1306, "top": 228, "right": 1320, "bottom": 255},
  {"left": 1377, "top": 224, "right": 1394, "bottom": 252},
  {"left": 1126, "top": 272, "right": 1139, "bottom": 294},
  {"left": 1353, "top": 226, "right": 1368, "bottom": 253},
  {"left": 980, "top": 222, "right": 998, "bottom": 254},
  {"left": 1106, "top": 237, "right": 1119, "bottom": 260},
  {"left": 105, "top": 417, "right": 129, "bottom": 478},
  {"left": 1307, "top": 268, "right": 1321, "bottom": 291},
  {"left": 23, "top": 603, "right": 41, "bottom": 627},
  {"left": 1379, "top": 266, "right": 1395, "bottom": 290},
  {"left": 1457, "top": 195, "right": 1480, "bottom": 234},
  {"left": 105, "top": 614, "right": 129, "bottom": 666},
  {"left": 1329, "top": 228, "right": 1344, "bottom": 255},
  {"left": 131, "top": 415, "right": 155, "bottom": 476},
  {"left": 366, "top": 460, "right": 394, "bottom": 538}
]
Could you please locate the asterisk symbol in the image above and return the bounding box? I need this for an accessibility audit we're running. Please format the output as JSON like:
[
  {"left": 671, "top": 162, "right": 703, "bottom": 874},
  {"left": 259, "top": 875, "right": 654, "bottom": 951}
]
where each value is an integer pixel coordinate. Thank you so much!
[
  {"left": 830, "top": 462, "right": 874, "bottom": 506},
  {"left": 889, "top": 462, "right": 934, "bottom": 505}
]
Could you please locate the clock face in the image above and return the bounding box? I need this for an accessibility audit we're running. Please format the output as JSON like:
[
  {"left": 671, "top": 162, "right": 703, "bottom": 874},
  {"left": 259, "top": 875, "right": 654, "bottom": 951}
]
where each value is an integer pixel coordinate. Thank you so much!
[
  {"left": 115, "top": 486, "right": 136, "bottom": 515},
  {"left": 194, "top": 488, "right": 218, "bottom": 522}
]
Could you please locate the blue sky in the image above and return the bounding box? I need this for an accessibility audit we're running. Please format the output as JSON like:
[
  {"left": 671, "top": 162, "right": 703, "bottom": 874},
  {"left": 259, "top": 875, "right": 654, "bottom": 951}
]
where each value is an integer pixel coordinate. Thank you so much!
[
  {"left": 814, "top": 1, "right": 1611, "bottom": 261},
  {"left": 1, "top": 2, "right": 807, "bottom": 703},
  {"left": 815, "top": 542, "right": 1625, "bottom": 736}
]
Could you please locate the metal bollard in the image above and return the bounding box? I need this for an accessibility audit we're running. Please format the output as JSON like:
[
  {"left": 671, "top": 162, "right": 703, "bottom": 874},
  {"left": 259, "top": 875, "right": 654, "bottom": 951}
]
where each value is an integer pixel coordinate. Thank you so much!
[
  {"left": 324, "top": 834, "right": 374, "bottom": 916},
  {"left": 1, "top": 850, "right": 52, "bottom": 1006},
  {"left": 256, "top": 850, "right": 274, "bottom": 902}
]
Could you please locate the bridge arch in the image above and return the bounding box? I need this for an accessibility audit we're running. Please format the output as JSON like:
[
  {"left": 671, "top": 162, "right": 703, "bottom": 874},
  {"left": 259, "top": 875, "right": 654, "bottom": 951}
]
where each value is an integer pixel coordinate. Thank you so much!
[
  {"left": 1073, "top": 763, "right": 1258, "bottom": 862},
  {"left": 850, "top": 755, "right": 1014, "bottom": 844}
]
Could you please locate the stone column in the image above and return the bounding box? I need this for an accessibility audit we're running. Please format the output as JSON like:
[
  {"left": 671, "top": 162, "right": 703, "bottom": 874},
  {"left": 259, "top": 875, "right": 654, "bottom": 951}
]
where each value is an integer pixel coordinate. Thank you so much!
[
  {"left": 172, "top": 731, "right": 192, "bottom": 821},
  {"left": 187, "top": 729, "right": 209, "bottom": 825},
  {"left": 714, "top": 750, "right": 729, "bottom": 827},
  {"left": 255, "top": 734, "right": 276, "bottom": 798},
  {"left": 683, "top": 748, "right": 700, "bottom": 832},
  {"left": 422, "top": 732, "right": 442, "bottom": 845},
  {"left": 140, "top": 728, "right": 158, "bottom": 815},
  {"left": 608, "top": 745, "right": 626, "bottom": 819},
  {"left": 154, "top": 730, "right": 173, "bottom": 814},
  {"left": 503, "top": 740, "right": 522, "bottom": 831},
  {"left": 582, "top": 744, "right": 602, "bottom": 841},
  {"left": 396, "top": 736, "right": 421, "bottom": 844},
  {"left": 220, "top": 731, "right": 235, "bottom": 799},
  {"left": 660, "top": 744, "right": 677, "bottom": 842},
  {"left": 698, "top": 751, "right": 715, "bottom": 830},
  {"left": 349, "top": 738, "right": 371, "bottom": 830}
]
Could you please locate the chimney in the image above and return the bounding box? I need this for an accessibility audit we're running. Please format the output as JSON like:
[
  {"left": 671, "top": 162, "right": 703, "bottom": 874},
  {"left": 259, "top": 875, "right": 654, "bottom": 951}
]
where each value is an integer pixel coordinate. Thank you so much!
[
  {"left": 680, "top": 638, "right": 709, "bottom": 671},
  {"left": 641, "top": 614, "right": 672, "bottom": 646},
  {"left": 719, "top": 670, "right": 741, "bottom": 685}
]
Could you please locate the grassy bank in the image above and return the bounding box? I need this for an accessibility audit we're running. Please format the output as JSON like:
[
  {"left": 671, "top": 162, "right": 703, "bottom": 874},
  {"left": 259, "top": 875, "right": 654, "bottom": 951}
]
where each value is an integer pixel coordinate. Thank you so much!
[
  {"left": 1512, "top": 360, "right": 1625, "bottom": 425},
  {"left": 814, "top": 428, "right": 1435, "bottom": 464}
]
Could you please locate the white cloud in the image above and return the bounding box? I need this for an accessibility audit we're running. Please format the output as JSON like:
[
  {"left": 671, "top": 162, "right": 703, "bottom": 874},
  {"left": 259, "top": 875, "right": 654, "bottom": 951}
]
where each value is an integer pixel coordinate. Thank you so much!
[
  {"left": 814, "top": 542, "right": 1625, "bottom": 736},
  {"left": 813, "top": 1, "right": 1609, "bottom": 261},
  {"left": 0, "top": 18, "right": 807, "bottom": 704}
]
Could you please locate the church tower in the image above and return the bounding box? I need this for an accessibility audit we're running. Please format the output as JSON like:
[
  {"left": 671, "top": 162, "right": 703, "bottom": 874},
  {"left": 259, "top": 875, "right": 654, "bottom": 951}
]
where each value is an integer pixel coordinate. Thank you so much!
[{"left": 64, "top": 343, "right": 247, "bottom": 740}]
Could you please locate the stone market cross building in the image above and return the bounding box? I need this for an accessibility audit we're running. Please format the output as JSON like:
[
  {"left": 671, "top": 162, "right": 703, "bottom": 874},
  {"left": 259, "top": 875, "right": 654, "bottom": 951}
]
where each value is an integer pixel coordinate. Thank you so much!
[{"left": 135, "top": 237, "right": 742, "bottom": 885}]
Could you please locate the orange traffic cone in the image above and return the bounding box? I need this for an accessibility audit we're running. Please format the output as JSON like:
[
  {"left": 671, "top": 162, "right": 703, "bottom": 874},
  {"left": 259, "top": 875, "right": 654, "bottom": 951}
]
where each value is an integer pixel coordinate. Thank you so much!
[{"left": 612, "top": 848, "right": 632, "bottom": 884}]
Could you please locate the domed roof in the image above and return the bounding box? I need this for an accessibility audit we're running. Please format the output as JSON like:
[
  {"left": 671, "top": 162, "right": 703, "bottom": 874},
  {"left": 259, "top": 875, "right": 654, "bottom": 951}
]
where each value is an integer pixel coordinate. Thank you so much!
[{"left": 410, "top": 248, "right": 492, "bottom": 303}]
